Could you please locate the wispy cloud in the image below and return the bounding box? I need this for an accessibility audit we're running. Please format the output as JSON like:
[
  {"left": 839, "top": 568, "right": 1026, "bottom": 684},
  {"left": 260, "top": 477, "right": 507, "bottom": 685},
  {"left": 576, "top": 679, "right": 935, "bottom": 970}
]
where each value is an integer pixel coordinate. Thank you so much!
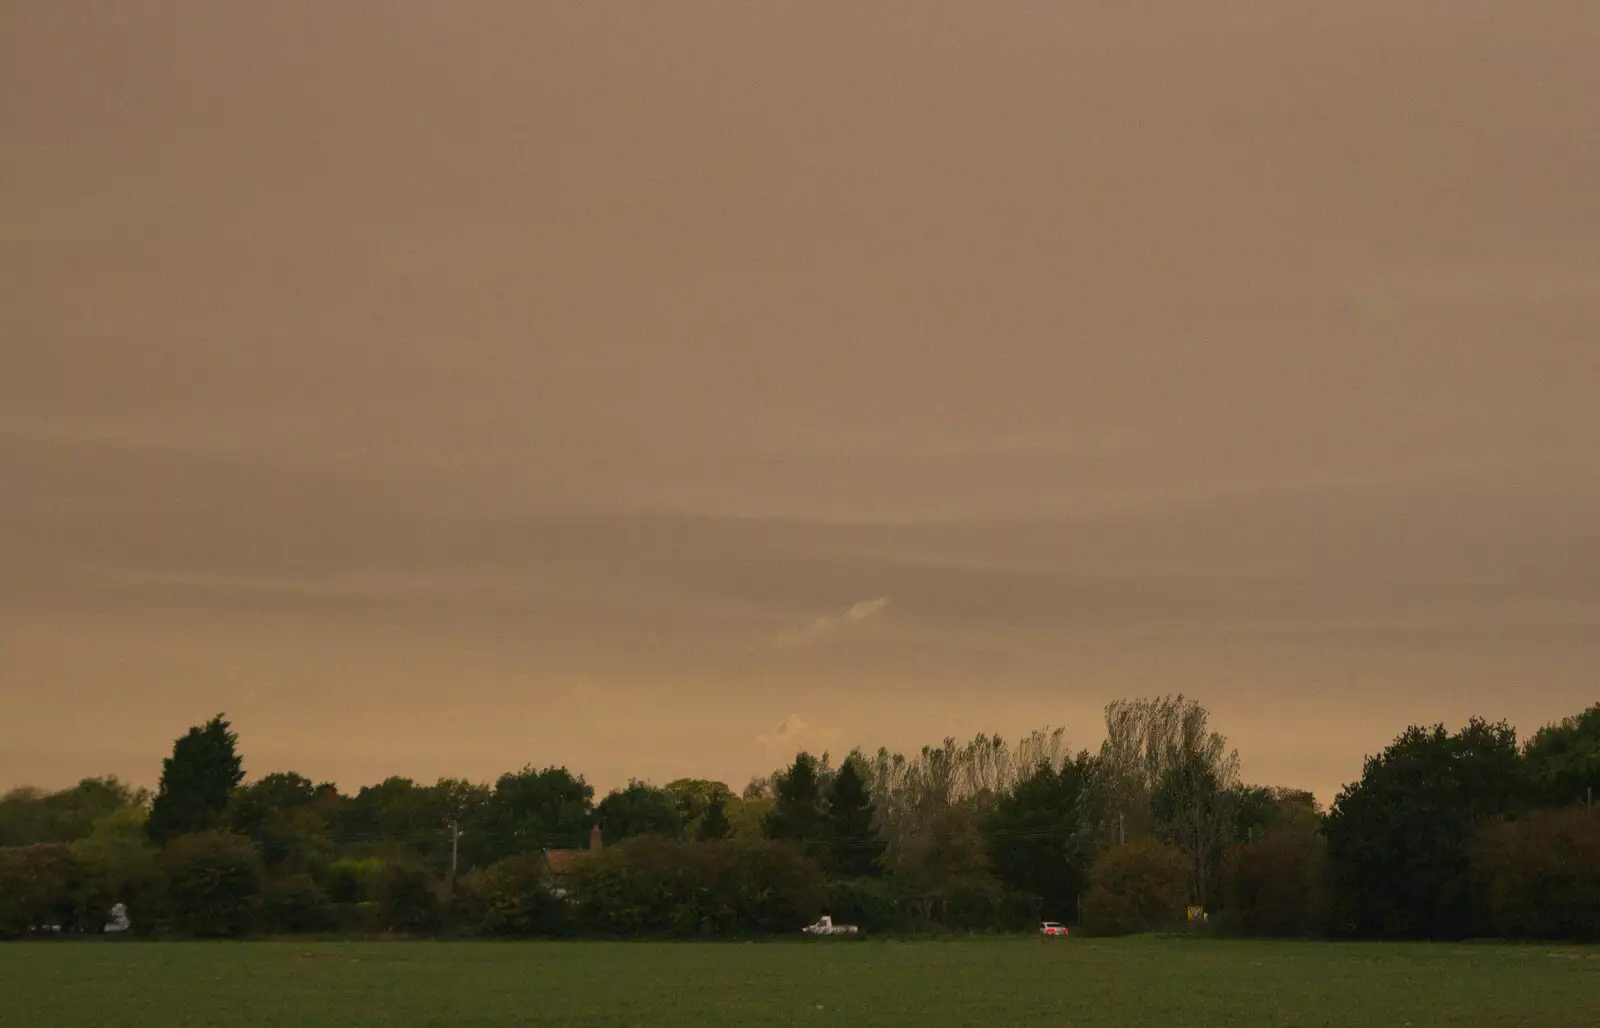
[{"left": 771, "top": 596, "right": 890, "bottom": 648}]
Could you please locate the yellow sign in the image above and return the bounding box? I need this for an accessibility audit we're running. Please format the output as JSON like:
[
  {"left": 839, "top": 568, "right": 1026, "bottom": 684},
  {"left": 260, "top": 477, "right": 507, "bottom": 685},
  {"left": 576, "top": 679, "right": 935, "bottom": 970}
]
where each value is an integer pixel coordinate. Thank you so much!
[{"left": 1186, "top": 906, "right": 1205, "bottom": 922}]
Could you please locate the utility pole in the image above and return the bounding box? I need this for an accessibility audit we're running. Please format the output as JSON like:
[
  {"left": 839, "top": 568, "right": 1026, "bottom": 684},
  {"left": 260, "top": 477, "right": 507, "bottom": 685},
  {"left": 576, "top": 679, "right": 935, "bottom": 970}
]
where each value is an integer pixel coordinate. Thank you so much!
[
  {"left": 1118, "top": 811, "right": 1126, "bottom": 846},
  {"left": 447, "top": 821, "right": 463, "bottom": 892}
]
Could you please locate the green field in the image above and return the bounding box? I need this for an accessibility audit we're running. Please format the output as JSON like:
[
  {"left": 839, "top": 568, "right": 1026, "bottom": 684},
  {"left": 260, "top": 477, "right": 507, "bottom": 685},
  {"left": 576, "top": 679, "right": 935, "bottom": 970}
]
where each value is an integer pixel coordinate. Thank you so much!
[{"left": 2, "top": 937, "right": 1596, "bottom": 1027}]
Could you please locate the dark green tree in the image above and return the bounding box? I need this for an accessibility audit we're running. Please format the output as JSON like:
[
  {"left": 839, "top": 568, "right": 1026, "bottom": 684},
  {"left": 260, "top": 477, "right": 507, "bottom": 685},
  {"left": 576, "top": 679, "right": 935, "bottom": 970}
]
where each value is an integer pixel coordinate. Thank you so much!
[
  {"left": 226, "top": 772, "right": 333, "bottom": 872},
  {"left": 1324, "top": 718, "right": 1527, "bottom": 939},
  {"left": 1522, "top": 703, "right": 1600, "bottom": 809},
  {"left": 473, "top": 766, "right": 594, "bottom": 863},
  {"left": 228, "top": 772, "right": 318, "bottom": 823},
  {"left": 761, "top": 752, "right": 827, "bottom": 854},
  {"left": 984, "top": 754, "right": 1095, "bottom": 922},
  {"left": 596, "top": 781, "right": 685, "bottom": 845},
  {"left": 1151, "top": 752, "right": 1235, "bottom": 907},
  {"left": 824, "top": 755, "right": 884, "bottom": 877},
  {"left": 697, "top": 795, "right": 732, "bottom": 841},
  {"left": 662, "top": 778, "right": 735, "bottom": 837},
  {"left": 331, "top": 777, "right": 489, "bottom": 873},
  {"left": 1233, "top": 785, "right": 1321, "bottom": 842},
  {"left": 0, "top": 777, "right": 145, "bottom": 847},
  {"left": 332, "top": 777, "right": 433, "bottom": 849},
  {"left": 147, "top": 715, "right": 245, "bottom": 845}
]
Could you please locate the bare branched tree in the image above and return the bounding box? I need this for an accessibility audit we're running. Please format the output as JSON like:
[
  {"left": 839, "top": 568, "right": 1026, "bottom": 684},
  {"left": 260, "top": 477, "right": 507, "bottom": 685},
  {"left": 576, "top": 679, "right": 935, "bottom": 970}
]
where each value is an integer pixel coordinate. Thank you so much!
[{"left": 1094, "top": 695, "right": 1239, "bottom": 905}]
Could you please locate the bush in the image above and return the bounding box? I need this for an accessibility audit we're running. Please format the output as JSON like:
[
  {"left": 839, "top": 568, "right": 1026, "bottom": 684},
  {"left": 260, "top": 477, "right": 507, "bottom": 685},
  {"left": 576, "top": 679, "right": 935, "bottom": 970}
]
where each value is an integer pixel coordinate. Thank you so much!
[
  {"left": 1081, "top": 838, "right": 1189, "bottom": 936},
  {"left": 572, "top": 836, "right": 824, "bottom": 937},
  {"left": 159, "top": 831, "right": 263, "bottom": 937},
  {"left": 70, "top": 807, "right": 160, "bottom": 934},
  {"left": 0, "top": 845, "right": 85, "bottom": 936},
  {"left": 925, "top": 874, "right": 1032, "bottom": 933},
  {"left": 1471, "top": 808, "right": 1600, "bottom": 941},
  {"left": 824, "top": 877, "right": 901, "bottom": 933},
  {"left": 376, "top": 862, "right": 444, "bottom": 934},
  {"left": 262, "top": 873, "right": 337, "bottom": 933},
  {"left": 1000, "top": 889, "right": 1045, "bottom": 931},
  {"left": 720, "top": 837, "right": 826, "bottom": 934},
  {"left": 321, "top": 857, "right": 384, "bottom": 904},
  {"left": 1223, "top": 829, "right": 1331, "bottom": 937},
  {"left": 466, "top": 853, "right": 573, "bottom": 936},
  {"left": 822, "top": 873, "right": 1037, "bottom": 935}
]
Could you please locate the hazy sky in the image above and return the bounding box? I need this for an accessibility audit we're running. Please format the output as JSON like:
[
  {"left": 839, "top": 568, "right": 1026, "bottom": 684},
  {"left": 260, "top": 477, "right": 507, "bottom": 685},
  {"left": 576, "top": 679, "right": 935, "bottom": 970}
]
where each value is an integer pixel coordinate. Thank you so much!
[{"left": 3, "top": 3, "right": 1597, "bottom": 805}]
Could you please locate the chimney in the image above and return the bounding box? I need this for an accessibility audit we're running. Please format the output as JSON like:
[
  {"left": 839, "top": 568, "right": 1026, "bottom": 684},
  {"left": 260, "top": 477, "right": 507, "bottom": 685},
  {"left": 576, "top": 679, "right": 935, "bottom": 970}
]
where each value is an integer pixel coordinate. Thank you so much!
[{"left": 589, "top": 823, "right": 603, "bottom": 850}]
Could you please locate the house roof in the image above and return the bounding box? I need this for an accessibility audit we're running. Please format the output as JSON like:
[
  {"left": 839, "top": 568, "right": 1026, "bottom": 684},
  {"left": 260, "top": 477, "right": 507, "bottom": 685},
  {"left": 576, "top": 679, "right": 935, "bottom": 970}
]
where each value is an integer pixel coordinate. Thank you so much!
[
  {"left": 544, "top": 824, "right": 604, "bottom": 876},
  {"left": 544, "top": 849, "right": 591, "bottom": 876}
]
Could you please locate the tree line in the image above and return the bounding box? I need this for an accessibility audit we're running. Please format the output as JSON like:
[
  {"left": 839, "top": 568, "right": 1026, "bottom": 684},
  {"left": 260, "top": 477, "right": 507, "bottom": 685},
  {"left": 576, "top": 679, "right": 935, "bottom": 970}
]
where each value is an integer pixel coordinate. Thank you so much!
[{"left": 1, "top": 697, "right": 1595, "bottom": 940}]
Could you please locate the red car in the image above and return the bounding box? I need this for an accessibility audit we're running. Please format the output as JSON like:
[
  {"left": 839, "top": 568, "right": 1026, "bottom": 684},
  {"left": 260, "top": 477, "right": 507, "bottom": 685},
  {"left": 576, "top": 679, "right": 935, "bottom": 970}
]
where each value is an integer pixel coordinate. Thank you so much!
[{"left": 1039, "top": 921, "right": 1069, "bottom": 936}]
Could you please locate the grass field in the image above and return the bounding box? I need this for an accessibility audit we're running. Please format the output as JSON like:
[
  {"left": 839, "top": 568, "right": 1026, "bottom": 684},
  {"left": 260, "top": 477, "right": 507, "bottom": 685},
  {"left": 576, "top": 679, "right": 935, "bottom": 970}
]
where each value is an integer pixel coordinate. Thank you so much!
[{"left": 2, "top": 937, "right": 1596, "bottom": 1027}]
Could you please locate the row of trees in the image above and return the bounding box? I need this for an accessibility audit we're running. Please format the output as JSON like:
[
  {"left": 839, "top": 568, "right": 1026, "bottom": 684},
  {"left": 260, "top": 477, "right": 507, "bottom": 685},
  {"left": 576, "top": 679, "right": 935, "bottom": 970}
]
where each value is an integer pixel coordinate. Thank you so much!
[{"left": 2, "top": 698, "right": 1595, "bottom": 940}]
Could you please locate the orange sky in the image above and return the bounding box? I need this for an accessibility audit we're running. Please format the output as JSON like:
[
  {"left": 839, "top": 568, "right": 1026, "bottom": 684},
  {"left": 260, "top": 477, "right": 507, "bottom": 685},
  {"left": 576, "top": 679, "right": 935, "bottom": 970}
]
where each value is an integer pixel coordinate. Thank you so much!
[{"left": 3, "top": 2, "right": 1597, "bottom": 806}]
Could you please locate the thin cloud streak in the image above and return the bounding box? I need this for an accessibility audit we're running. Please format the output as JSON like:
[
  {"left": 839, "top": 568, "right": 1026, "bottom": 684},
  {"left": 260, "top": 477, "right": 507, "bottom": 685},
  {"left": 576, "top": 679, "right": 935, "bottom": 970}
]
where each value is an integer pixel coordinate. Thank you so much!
[{"left": 769, "top": 597, "right": 891, "bottom": 649}]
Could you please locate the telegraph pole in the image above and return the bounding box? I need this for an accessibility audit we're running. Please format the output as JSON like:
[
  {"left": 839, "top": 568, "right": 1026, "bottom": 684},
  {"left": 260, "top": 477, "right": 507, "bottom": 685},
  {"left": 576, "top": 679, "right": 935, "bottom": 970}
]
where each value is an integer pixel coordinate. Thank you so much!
[{"left": 447, "top": 821, "right": 463, "bottom": 892}]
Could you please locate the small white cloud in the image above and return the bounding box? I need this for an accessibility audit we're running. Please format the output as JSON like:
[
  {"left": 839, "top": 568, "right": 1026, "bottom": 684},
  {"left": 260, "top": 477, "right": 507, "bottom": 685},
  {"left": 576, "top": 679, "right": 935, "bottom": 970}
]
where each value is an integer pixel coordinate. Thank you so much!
[
  {"left": 755, "top": 713, "right": 843, "bottom": 753},
  {"left": 771, "top": 596, "right": 890, "bottom": 648},
  {"left": 842, "top": 597, "right": 889, "bottom": 622},
  {"left": 755, "top": 714, "right": 811, "bottom": 748}
]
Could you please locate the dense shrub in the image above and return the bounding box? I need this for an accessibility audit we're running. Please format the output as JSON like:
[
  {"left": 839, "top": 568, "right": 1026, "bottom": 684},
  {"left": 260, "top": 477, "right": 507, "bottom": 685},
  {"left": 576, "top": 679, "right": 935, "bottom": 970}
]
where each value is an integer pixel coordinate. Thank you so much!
[
  {"left": 0, "top": 845, "right": 85, "bottom": 936},
  {"left": 572, "top": 836, "right": 824, "bottom": 937},
  {"left": 998, "top": 888, "right": 1045, "bottom": 931},
  {"left": 376, "top": 862, "right": 444, "bottom": 933},
  {"left": 821, "top": 874, "right": 1037, "bottom": 934},
  {"left": 159, "top": 831, "right": 264, "bottom": 937},
  {"left": 719, "top": 837, "right": 827, "bottom": 934},
  {"left": 1223, "top": 829, "right": 1331, "bottom": 937},
  {"left": 824, "top": 877, "right": 901, "bottom": 933},
  {"left": 466, "top": 853, "right": 574, "bottom": 936},
  {"left": 321, "top": 857, "right": 384, "bottom": 904},
  {"left": 916, "top": 874, "right": 1036, "bottom": 933},
  {"left": 1471, "top": 808, "right": 1600, "bottom": 941},
  {"left": 938, "top": 874, "right": 1012, "bottom": 931},
  {"left": 262, "top": 873, "right": 338, "bottom": 933},
  {"left": 70, "top": 806, "right": 161, "bottom": 933},
  {"left": 1081, "top": 838, "right": 1189, "bottom": 936}
]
